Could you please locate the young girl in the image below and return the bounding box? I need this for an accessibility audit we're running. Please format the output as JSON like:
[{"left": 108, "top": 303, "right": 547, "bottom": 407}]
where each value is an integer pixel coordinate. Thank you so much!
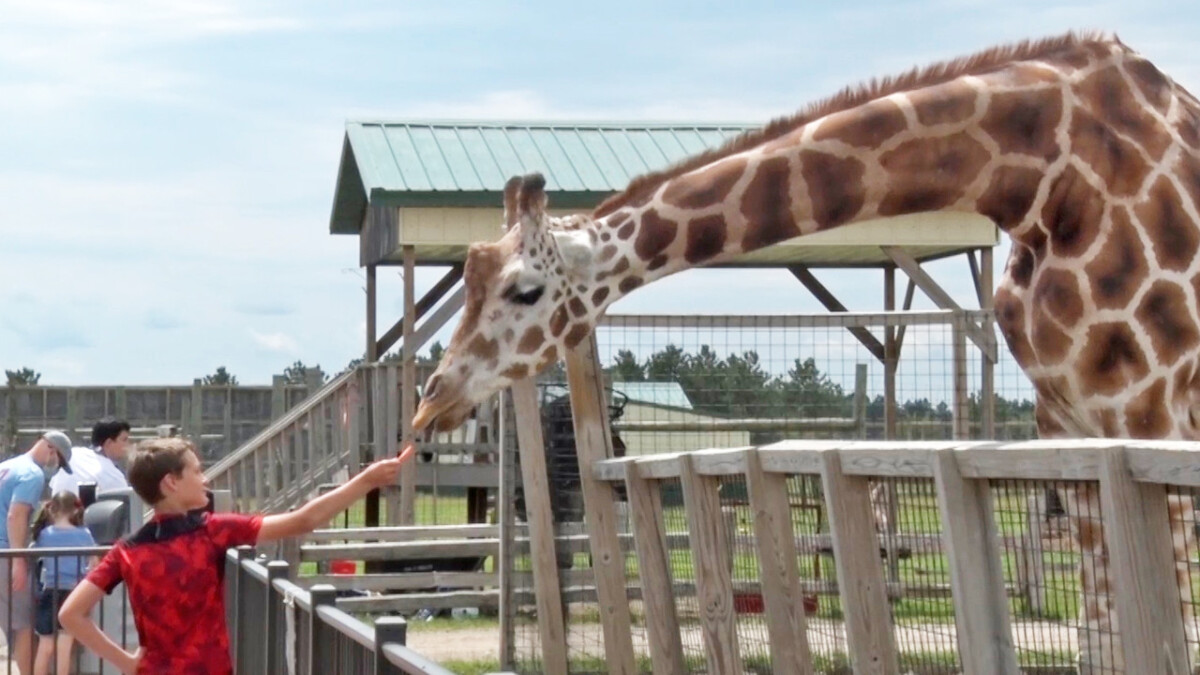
[{"left": 32, "top": 492, "right": 96, "bottom": 675}]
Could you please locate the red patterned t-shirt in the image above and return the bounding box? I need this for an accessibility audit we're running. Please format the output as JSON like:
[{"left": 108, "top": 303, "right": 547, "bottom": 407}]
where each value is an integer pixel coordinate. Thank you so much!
[{"left": 87, "top": 511, "right": 262, "bottom": 675}]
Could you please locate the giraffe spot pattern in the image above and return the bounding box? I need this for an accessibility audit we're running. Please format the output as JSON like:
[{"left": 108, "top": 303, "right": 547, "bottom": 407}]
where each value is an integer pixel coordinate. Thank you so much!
[
  {"left": 568, "top": 297, "right": 587, "bottom": 318},
  {"left": 1033, "top": 267, "right": 1084, "bottom": 327},
  {"left": 878, "top": 132, "right": 990, "bottom": 216},
  {"left": 994, "top": 288, "right": 1034, "bottom": 367},
  {"left": 1178, "top": 111, "right": 1200, "bottom": 150},
  {"left": 684, "top": 214, "right": 727, "bottom": 264},
  {"left": 1069, "top": 108, "right": 1152, "bottom": 197},
  {"left": 661, "top": 157, "right": 748, "bottom": 211},
  {"left": 979, "top": 88, "right": 1063, "bottom": 160},
  {"left": 549, "top": 306, "right": 569, "bottom": 337},
  {"left": 1042, "top": 164, "right": 1104, "bottom": 258},
  {"left": 1136, "top": 175, "right": 1199, "bottom": 272},
  {"left": 501, "top": 364, "right": 529, "bottom": 380},
  {"left": 813, "top": 98, "right": 908, "bottom": 148},
  {"left": 798, "top": 151, "right": 865, "bottom": 231},
  {"left": 1125, "top": 380, "right": 1171, "bottom": 438},
  {"left": 1030, "top": 312, "right": 1073, "bottom": 365},
  {"left": 1124, "top": 58, "right": 1173, "bottom": 115},
  {"left": 740, "top": 155, "right": 800, "bottom": 250},
  {"left": 647, "top": 254, "right": 669, "bottom": 271},
  {"left": 517, "top": 326, "right": 544, "bottom": 354},
  {"left": 1083, "top": 207, "right": 1149, "bottom": 309},
  {"left": 1008, "top": 245, "right": 1035, "bottom": 288},
  {"left": 1077, "top": 65, "right": 1171, "bottom": 160},
  {"left": 1134, "top": 281, "right": 1199, "bottom": 365},
  {"left": 467, "top": 335, "right": 499, "bottom": 361},
  {"left": 617, "top": 220, "right": 636, "bottom": 240},
  {"left": 976, "top": 165, "right": 1043, "bottom": 231},
  {"left": 1078, "top": 322, "right": 1151, "bottom": 396},
  {"left": 908, "top": 80, "right": 977, "bottom": 127},
  {"left": 564, "top": 324, "right": 590, "bottom": 349},
  {"left": 634, "top": 209, "right": 678, "bottom": 260},
  {"left": 619, "top": 276, "right": 644, "bottom": 294},
  {"left": 591, "top": 287, "right": 609, "bottom": 307}
]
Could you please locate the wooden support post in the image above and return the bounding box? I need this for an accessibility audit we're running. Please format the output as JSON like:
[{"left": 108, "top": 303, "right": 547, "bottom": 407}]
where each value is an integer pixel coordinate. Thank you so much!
[
  {"left": 820, "top": 449, "right": 898, "bottom": 675},
  {"left": 508, "top": 379, "right": 569, "bottom": 675},
  {"left": 564, "top": 337, "right": 637, "bottom": 675},
  {"left": 1099, "top": 447, "right": 1189, "bottom": 671},
  {"left": 932, "top": 449, "right": 1018, "bottom": 673},
  {"left": 980, "top": 247, "right": 996, "bottom": 439},
  {"left": 376, "top": 263, "right": 463, "bottom": 357},
  {"left": 399, "top": 246, "right": 417, "bottom": 525},
  {"left": 271, "top": 375, "right": 287, "bottom": 420},
  {"left": 222, "top": 388, "right": 233, "bottom": 459},
  {"left": 189, "top": 379, "right": 204, "bottom": 444},
  {"left": 952, "top": 316, "right": 969, "bottom": 440},
  {"left": 366, "top": 264, "right": 378, "bottom": 362},
  {"left": 744, "top": 449, "right": 812, "bottom": 674},
  {"left": 1019, "top": 492, "right": 1047, "bottom": 616},
  {"left": 883, "top": 267, "right": 897, "bottom": 440},
  {"left": 624, "top": 460, "right": 685, "bottom": 674},
  {"left": 853, "top": 364, "right": 868, "bottom": 439},
  {"left": 497, "top": 390, "right": 516, "bottom": 670},
  {"left": 882, "top": 246, "right": 997, "bottom": 361},
  {"left": 114, "top": 386, "right": 127, "bottom": 419},
  {"left": 680, "top": 454, "right": 741, "bottom": 673}
]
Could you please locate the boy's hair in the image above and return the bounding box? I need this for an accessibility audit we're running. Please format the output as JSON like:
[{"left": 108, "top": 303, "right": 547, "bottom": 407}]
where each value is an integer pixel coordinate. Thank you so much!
[
  {"left": 91, "top": 417, "right": 131, "bottom": 448},
  {"left": 32, "top": 491, "right": 85, "bottom": 541},
  {"left": 127, "top": 438, "right": 195, "bottom": 504}
]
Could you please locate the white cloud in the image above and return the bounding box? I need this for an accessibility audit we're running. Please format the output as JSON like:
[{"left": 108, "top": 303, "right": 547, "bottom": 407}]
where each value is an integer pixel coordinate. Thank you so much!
[{"left": 250, "top": 329, "right": 300, "bottom": 354}]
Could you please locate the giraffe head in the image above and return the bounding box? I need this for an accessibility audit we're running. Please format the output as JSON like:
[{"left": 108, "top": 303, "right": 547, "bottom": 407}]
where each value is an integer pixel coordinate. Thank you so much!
[{"left": 413, "top": 173, "right": 600, "bottom": 432}]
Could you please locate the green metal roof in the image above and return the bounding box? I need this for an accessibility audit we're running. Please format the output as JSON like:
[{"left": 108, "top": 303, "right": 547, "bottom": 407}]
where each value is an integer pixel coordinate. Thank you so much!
[{"left": 329, "top": 120, "right": 758, "bottom": 234}]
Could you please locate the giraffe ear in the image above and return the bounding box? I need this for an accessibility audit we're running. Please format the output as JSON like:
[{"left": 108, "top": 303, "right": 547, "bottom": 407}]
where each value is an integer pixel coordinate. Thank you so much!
[
  {"left": 550, "top": 229, "right": 594, "bottom": 278},
  {"left": 502, "top": 176, "right": 521, "bottom": 231},
  {"left": 518, "top": 173, "right": 548, "bottom": 223}
]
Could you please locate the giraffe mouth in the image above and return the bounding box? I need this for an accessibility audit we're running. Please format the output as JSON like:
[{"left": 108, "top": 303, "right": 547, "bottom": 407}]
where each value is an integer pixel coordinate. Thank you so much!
[{"left": 412, "top": 398, "right": 473, "bottom": 433}]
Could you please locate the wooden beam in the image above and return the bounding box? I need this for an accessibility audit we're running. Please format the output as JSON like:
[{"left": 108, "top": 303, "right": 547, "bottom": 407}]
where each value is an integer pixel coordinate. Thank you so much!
[
  {"left": 881, "top": 246, "right": 997, "bottom": 361},
  {"left": 980, "top": 247, "right": 996, "bottom": 438},
  {"left": 789, "top": 265, "right": 886, "bottom": 362},
  {"left": 399, "top": 246, "right": 417, "bottom": 525},
  {"left": 932, "top": 449, "right": 1018, "bottom": 673},
  {"left": 893, "top": 278, "right": 917, "bottom": 354},
  {"left": 376, "top": 264, "right": 463, "bottom": 357},
  {"left": 744, "top": 449, "right": 812, "bottom": 674},
  {"left": 820, "top": 449, "right": 899, "bottom": 674},
  {"left": 679, "top": 454, "right": 741, "bottom": 673},
  {"left": 624, "top": 460, "right": 686, "bottom": 674},
  {"left": 366, "top": 265, "right": 378, "bottom": 362},
  {"left": 564, "top": 337, "right": 638, "bottom": 675},
  {"left": 1099, "top": 447, "right": 1189, "bottom": 671},
  {"left": 883, "top": 267, "right": 897, "bottom": 440},
  {"left": 509, "top": 379, "right": 569, "bottom": 675},
  {"left": 402, "top": 286, "right": 465, "bottom": 360}
]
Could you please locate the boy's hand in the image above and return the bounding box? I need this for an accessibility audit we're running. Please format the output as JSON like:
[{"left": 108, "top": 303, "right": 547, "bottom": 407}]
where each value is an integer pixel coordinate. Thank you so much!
[{"left": 359, "top": 450, "right": 410, "bottom": 488}]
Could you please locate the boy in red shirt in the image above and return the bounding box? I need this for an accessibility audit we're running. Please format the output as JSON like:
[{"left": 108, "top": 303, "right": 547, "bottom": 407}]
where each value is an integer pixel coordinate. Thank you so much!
[{"left": 58, "top": 437, "right": 406, "bottom": 674}]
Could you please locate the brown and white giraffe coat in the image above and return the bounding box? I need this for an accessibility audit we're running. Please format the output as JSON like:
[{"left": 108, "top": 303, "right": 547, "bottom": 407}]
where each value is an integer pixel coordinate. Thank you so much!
[{"left": 413, "top": 32, "right": 1200, "bottom": 671}]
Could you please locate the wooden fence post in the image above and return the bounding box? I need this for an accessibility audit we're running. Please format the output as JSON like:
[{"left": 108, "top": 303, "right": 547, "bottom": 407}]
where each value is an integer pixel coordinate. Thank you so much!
[
  {"left": 508, "top": 379, "right": 569, "bottom": 675},
  {"left": 932, "top": 448, "right": 1018, "bottom": 673},
  {"left": 1100, "top": 446, "right": 1189, "bottom": 671},
  {"left": 374, "top": 617, "right": 408, "bottom": 675},
  {"left": 309, "top": 585, "right": 337, "bottom": 675},
  {"left": 820, "top": 448, "right": 898, "bottom": 675},
  {"left": 624, "top": 459, "right": 685, "bottom": 674}
]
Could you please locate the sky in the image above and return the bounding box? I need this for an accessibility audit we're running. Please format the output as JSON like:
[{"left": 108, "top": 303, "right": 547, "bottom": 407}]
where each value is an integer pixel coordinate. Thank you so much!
[{"left": 2, "top": 0, "right": 1199, "bottom": 387}]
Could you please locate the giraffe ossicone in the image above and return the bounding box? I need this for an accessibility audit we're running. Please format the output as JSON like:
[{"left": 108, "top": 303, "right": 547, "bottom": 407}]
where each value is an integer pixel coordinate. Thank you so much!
[{"left": 413, "top": 32, "right": 1200, "bottom": 672}]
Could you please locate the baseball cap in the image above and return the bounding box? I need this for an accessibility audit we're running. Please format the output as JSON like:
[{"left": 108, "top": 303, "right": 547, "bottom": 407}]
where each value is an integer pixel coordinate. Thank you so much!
[{"left": 41, "top": 431, "right": 74, "bottom": 474}]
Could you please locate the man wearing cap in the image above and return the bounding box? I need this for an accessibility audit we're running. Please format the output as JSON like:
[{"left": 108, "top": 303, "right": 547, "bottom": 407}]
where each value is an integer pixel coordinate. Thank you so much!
[{"left": 0, "top": 431, "right": 72, "bottom": 675}]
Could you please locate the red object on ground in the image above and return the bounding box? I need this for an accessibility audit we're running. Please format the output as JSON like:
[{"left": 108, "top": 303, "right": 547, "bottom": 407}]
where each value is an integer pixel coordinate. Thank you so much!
[
  {"left": 330, "top": 560, "right": 357, "bottom": 575},
  {"left": 733, "top": 592, "right": 764, "bottom": 614}
]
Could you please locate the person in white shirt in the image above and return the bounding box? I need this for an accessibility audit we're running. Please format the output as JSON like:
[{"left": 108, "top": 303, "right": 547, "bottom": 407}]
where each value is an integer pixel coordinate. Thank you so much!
[{"left": 49, "top": 417, "right": 131, "bottom": 496}]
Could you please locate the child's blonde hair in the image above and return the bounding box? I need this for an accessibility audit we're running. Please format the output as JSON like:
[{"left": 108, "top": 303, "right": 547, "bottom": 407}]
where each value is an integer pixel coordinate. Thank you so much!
[{"left": 32, "top": 491, "right": 85, "bottom": 541}]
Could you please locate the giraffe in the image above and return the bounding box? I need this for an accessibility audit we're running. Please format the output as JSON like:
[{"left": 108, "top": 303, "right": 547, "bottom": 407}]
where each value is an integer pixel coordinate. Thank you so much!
[{"left": 411, "top": 32, "right": 1200, "bottom": 672}]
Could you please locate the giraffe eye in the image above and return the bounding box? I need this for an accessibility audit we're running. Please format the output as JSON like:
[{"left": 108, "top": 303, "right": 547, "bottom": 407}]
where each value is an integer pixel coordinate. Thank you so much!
[{"left": 503, "top": 285, "right": 544, "bottom": 306}]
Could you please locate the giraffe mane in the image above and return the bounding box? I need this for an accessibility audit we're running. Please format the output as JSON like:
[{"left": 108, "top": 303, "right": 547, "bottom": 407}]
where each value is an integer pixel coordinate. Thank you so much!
[{"left": 594, "top": 29, "right": 1116, "bottom": 217}]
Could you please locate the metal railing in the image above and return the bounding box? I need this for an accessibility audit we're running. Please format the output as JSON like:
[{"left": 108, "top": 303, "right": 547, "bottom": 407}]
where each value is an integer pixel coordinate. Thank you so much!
[{"left": 225, "top": 547, "right": 463, "bottom": 675}]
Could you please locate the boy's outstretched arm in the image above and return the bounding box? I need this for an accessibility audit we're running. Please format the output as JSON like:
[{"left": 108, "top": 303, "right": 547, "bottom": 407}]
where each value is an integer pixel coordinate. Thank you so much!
[
  {"left": 59, "top": 581, "right": 140, "bottom": 674},
  {"left": 257, "top": 455, "right": 406, "bottom": 542}
]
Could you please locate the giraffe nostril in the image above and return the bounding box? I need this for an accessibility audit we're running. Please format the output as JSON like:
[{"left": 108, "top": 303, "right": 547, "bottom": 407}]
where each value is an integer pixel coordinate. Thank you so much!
[{"left": 424, "top": 374, "right": 443, "bottom": 400}]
